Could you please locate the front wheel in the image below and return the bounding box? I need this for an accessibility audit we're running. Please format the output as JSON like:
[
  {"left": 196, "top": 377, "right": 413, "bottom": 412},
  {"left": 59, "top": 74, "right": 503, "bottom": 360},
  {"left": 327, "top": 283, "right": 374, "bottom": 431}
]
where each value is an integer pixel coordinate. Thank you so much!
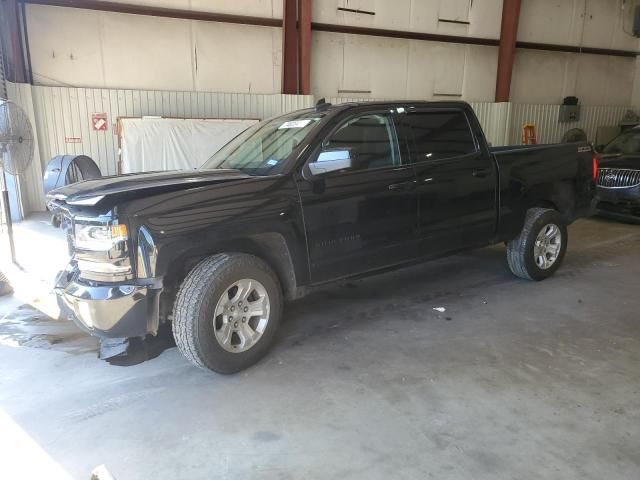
[
  {"left": 172, "top": 253, "right": 282, "bottom": 373},
  {"left": 507, "top": 208, "right": 568, "bottom": 281}
]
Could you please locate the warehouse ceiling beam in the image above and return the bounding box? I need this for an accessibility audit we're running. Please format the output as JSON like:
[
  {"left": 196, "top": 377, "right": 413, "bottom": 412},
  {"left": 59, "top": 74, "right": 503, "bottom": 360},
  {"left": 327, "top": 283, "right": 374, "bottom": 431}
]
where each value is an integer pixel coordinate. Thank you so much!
[
  {"left": 310, "top": 23, "right": 639, "bottom": 58},
  {"left": 495, "top": 0, "right": 522, "bottom": 102},
  {"left": 20, "top": 0, "right": 282, "bottom": 27}
]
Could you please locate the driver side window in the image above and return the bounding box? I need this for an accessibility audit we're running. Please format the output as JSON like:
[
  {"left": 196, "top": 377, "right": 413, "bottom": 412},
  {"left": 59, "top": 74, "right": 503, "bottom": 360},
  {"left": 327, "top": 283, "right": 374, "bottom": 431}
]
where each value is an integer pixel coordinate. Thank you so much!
[{"left": 325, "top": 113, "right": 401, "bottom": 171}]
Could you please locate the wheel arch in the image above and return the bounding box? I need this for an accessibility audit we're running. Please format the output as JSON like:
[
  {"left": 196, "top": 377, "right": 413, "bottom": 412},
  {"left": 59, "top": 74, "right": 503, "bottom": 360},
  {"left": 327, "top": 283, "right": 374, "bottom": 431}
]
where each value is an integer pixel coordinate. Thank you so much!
[
  {"left": 162, "top": 232, "right": 302, "bottom": 302},
  {"left": 503, "top": 181, "right": 576, "bottom": 241}
]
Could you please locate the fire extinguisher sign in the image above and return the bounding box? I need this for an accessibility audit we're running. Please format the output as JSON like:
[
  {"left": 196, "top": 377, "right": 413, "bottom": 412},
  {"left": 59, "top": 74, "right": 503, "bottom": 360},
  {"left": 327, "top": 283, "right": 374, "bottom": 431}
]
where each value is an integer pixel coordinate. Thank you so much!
[{"left": 91, "top": 113, "right": 108, "bottom": 131}]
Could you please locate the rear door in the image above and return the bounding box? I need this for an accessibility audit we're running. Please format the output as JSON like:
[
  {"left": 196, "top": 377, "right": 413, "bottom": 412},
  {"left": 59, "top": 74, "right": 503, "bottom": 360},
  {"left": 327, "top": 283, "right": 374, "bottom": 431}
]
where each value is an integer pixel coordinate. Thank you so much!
[
  {"left": 402, "top": 107, "right": 497, "bottom": 253},
  {"left": 297, "top": 109, "right": 419, "bottom": 283}
]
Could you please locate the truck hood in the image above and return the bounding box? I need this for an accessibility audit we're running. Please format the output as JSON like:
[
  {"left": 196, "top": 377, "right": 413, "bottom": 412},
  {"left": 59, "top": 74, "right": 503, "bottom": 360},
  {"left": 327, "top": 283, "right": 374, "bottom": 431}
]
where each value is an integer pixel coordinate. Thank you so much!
[
  {"left": 598, "top": 153, "right": 640, "bottom": 170},
  {"left": 48, "top": 169, "right": 253, "bottom": 206}
]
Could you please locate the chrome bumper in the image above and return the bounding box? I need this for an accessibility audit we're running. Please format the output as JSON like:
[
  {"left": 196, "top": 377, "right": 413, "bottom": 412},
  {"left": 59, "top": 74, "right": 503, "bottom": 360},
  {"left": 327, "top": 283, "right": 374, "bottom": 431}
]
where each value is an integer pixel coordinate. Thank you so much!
[
  {"left": 596, "top": 185, "right": 640, "bottom": 204},
  {"left": 55, "top": 262, "right": 161, "bottom": 338}
]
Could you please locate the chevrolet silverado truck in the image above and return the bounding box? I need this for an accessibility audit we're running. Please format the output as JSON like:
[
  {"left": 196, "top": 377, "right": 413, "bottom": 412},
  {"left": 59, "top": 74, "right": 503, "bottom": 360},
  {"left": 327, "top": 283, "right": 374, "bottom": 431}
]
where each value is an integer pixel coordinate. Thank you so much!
[{"left": 49, "top": 101, "right": 597, "bottom": 373}]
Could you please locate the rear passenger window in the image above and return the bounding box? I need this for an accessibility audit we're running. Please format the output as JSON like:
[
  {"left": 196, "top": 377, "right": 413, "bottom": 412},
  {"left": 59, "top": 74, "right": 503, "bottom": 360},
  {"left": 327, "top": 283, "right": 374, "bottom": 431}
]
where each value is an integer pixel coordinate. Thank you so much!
[{"left": 405, "top": 111, "right": 476, "bottom": 162}]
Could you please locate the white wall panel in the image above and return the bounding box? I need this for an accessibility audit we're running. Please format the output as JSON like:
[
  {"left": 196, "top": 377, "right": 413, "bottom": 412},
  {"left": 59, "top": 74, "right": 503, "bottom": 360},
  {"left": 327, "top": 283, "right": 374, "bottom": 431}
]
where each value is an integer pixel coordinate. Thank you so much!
[
  {"left": 26, "top": 4, "right": 282, "bottom": 94},
  {"left": 313, "top": 32, "right": 498, "bottom": 101},
  {"left": 511, "top": 49, "right": 636, "bottom": 106},
  {"left": 100, "top": 13, "right": 194, "bottom": 91},
  {"left": 518, "top": 0, "right": 639, "bottom": 51},
  {"left": 313, "top": 0, "right": 502, "bottom": 39},
  {"left": 342, "top": 35, "right": 409, "bottom": 98},
  {"left": 27, "top": 5, "right": 106, "bottom": 88},
  {"left": 194, "top": 23, "right": 282, "bottom": 94},
  {"left": 462, "top": 45, "right": 498, "bottom": 101}
]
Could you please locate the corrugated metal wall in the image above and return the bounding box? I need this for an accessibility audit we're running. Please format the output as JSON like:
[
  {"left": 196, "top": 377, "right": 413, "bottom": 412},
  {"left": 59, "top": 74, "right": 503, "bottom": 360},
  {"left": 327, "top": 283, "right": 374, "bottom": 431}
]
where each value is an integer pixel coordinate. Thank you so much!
[
  {"left": 5, "top": 83, "right": 638, "bottom": 216},
  {"left": 509, "top": 104, "right": 633, "bottom": 145},
  {"left": 471, "top": 102, "right": 513, "bottom": 147},
  {"left": 30, "top": 86, "right": 314, "bottom": 178}
]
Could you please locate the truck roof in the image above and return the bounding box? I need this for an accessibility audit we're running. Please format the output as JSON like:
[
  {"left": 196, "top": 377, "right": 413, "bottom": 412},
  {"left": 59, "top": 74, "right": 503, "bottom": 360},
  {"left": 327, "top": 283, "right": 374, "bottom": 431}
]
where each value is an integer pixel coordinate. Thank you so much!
[{"left": 315, "top": 100, "right": 472, "bottom": 112}]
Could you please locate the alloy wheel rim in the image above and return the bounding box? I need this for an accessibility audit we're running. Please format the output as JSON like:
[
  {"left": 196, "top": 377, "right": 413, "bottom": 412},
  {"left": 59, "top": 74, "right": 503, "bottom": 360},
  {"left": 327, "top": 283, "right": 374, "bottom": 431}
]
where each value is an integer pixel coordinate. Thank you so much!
[
  {"left": 533, "top": 223, "right": 562, "bottom": 270},
  {"left": 213, "top": 279, "right": 270, "bottom": 353}
]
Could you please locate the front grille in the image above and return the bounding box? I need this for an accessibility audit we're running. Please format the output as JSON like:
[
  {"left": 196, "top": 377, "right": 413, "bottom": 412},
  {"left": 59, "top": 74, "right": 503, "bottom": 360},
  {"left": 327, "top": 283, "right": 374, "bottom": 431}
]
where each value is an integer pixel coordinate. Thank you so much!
[{"left": 597, "top": 168, "right": 640, "bottom": 188}]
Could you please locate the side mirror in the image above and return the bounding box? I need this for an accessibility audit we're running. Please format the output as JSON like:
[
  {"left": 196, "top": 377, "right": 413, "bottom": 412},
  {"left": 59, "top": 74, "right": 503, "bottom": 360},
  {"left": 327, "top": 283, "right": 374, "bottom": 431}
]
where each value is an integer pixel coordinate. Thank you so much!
[{"left": 308, "top": 149, "right": 353, "bottom": 176}]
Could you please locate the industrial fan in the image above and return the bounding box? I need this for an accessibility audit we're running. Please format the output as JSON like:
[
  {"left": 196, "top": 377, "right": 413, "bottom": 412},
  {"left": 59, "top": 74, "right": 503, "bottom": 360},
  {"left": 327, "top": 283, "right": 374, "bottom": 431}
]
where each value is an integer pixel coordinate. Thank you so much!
[{"left": 0, "top": 100, "right": 35, "bottom": 264}]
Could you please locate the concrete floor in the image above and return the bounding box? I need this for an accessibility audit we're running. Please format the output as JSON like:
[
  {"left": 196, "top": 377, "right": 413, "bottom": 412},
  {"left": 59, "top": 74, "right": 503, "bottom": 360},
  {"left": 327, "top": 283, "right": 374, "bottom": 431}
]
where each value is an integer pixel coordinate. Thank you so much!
[{"left": 0, "top": 215, "right": 639, "bottom": 479}]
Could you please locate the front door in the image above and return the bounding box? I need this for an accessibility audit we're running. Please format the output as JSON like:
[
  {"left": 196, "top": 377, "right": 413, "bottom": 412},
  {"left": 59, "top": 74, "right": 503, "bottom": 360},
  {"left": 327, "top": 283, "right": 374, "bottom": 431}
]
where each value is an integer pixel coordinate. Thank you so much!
[{"left": 297, "top": 111, "right": 418, "bottom": 283}]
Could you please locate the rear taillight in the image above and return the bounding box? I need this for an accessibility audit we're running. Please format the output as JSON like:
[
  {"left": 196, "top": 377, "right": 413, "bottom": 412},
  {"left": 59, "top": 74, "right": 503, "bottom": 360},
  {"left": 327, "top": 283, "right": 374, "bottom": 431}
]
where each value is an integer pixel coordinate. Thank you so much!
[{"left": 592, "top": 153, "right": 599, "bottom": 183}]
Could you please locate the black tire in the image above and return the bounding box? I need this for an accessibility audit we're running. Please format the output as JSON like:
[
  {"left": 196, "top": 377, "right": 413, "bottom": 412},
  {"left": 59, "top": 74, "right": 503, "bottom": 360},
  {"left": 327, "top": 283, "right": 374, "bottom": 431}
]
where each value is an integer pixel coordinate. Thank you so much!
[
  {"left": 172, "top": 253, "right": 282, "bottom": 374},
  {"left": 507, "top": 208, "right": 568, "bottom": 281}
]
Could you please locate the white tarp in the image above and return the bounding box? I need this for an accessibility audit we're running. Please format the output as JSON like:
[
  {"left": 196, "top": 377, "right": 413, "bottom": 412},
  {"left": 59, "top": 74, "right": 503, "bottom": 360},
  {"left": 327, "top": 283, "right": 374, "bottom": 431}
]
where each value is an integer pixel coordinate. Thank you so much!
[{"left": 119, "top": 117, "right": 258, "bottom": 173}]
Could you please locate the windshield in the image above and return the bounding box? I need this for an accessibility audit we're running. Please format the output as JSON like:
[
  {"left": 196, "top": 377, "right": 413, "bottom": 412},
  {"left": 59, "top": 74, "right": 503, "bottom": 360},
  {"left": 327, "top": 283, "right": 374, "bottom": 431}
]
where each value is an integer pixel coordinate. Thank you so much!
[
  {"left": 603, "top": 130, "right": 640, "bottom": 155},
  {"left": 201, "top": 111, "right": 323, "bottom": 175}
]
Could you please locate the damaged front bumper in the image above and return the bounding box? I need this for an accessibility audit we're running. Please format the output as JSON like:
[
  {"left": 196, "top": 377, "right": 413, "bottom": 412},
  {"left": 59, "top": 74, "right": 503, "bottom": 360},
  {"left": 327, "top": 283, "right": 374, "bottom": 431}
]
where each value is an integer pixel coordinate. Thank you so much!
[{"left": 54, "top": 262, "right": 162, "bottom": 339}]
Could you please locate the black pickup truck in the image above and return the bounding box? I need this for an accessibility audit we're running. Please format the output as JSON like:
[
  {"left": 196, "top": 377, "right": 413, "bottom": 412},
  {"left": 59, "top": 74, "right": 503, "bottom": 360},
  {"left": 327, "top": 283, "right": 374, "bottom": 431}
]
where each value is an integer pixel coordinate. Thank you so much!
[{"left": 49, "top": 101, "right": 596, "bottom": 373}]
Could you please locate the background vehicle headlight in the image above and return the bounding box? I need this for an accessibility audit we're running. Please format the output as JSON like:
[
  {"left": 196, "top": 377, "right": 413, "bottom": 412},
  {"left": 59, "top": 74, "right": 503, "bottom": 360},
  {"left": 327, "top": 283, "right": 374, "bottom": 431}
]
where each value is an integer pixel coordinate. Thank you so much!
[{"left": 74, "top": 221, "right": 128, "bottom": 251}]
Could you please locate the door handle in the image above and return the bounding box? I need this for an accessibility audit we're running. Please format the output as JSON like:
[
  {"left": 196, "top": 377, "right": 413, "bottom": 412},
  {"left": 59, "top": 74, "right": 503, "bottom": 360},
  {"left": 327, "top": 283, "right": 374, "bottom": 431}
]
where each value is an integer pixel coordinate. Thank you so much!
[
  {"left": 388, "top": 180, "right": 416, "bottom": 191},
  {"left": 472, "top": 168, "right": 491, "bottom": 178}
]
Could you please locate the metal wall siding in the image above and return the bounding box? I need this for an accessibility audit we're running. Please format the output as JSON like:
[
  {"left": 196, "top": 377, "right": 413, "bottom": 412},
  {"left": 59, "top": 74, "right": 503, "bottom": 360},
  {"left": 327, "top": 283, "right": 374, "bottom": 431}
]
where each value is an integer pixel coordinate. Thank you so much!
[
  {"left": 509, "top": 104, "right": 632, "bottom": 145},
  {"left": 470, "top": 102, "right": 511, "bottom": 147}
]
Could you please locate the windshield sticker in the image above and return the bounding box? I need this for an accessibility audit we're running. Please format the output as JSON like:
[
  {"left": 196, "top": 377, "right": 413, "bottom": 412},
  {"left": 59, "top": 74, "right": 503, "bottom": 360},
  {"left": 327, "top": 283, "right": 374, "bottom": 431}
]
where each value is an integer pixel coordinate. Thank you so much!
[
  {"left": 279, "top": 119, "right": 312, "bottom": 129},
  {"left": 266, "top": 159, "right": 279, "bottom": 166}
]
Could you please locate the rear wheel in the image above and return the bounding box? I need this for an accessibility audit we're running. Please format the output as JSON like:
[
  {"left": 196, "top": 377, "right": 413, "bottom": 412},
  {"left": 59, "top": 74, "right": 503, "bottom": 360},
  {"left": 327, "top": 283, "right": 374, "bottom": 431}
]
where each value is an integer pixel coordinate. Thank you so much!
[
  {"left": 172, "top": 253, "right": 282, "bottom": 373},
  {"left": 507, "top": 208, "right": 568, "bottom": 281}
]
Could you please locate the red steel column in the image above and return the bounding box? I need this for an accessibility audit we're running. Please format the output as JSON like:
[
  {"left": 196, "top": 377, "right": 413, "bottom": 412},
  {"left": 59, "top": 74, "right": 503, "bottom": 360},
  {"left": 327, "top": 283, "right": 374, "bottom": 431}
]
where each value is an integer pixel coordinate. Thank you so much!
[
  {"left": 282, "top": 0, "right": 298, "bottom": 94},
  {"left": 297, "top": 0, "right": 311, "bottom": 95},
  {"left": 495, "top": 0, "right": 522, "bottom": 102}
]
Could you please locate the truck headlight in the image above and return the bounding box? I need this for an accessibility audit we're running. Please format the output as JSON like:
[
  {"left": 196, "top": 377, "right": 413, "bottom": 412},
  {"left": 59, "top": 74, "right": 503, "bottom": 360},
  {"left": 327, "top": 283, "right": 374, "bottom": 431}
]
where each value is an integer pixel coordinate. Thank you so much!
[{"left": 74, "top": 221, "right": 128, "bottom": 251}]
